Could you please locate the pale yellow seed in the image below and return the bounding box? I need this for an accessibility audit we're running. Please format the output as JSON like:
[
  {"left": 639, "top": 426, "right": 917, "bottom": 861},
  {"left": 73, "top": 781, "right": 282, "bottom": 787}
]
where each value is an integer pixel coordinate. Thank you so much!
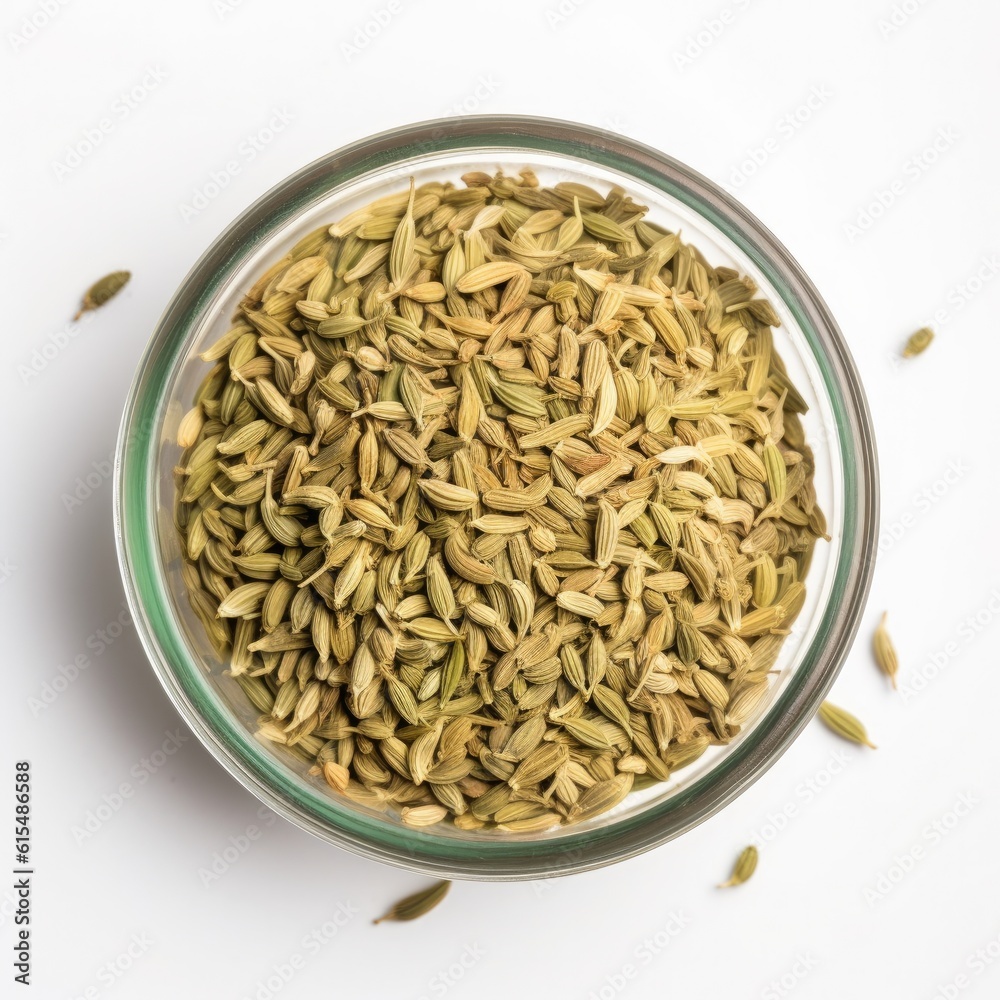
[
  {"left": 470, "top": 514, "right": 529, "bottom": 534},
  {"left": 902, "top": 326, "right": 934, "bottom": 358},
  {"left": 455, "top": 262, "right": 529, "bottom": 293},
  {"left": 555, "top": 591, "right": 604, "bottom": 619},
  {"left": 873, "top": 612, "right": 899, "bottom": 689},
  {"left": 594, "top": 499, "right": 619, "bottom": 570},
  {"left": 718, "top": 845, "right": 758, "bottom": 888},
  {"left": 692, "top": 669, "right": 730, "bottom": 710},
  {"left": 177, "top": 406, "right": 205, "bottom": 448},
  {"left": 401, "top": 804, "right": 449, "bottom": 827},
  {"left": 418, "top": 479, "right": 479, "bottom": 511},
  {"left": 322, "top": 760, "right": 350, "bottom": 793},
  {"left": 818, "top": 701, "right": 876, "bottom": 748}
]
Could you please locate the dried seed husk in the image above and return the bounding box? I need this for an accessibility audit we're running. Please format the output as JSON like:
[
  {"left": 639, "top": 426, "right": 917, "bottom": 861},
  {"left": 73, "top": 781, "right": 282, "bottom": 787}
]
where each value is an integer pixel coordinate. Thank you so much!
[
  {"left": 725, "top": 682, "right": 770, "bottom": 726},
  {"left": 74, "top": 270, "right": 131, "bottom": 320},
  {"left": 692, "top": 670, "right": 730, "bottom": 710},
  {"left": 455, "top": 261, "right": 529, "bottom": 293},
  {"left": 573, "top": 773, "right": 633, "bottom": 820},
  {"left": 818, "top": 701, "right": 876, "bottom": 748},
  {"left": 873, "top": 612, "right": 898, "bottom": 689},
  {"left": 718, "top": 845, "right": 758, "bottom": 888},
  {"left": 560, "top": 715, "right": 614, "bottom": 751},
  {"left": 373, "top": 880, "right": 451, "bottom": 923},
  {"left": 518, "top": 413, "right": 592, "bottom": 449},
  {"left": 902, "top": 326, "right": 934, "bottom": 358},
  {"left": 556, "top": 591, "right": 604, "bottom": 619},
  {"left": 318, "top": 758, "right": 348, "bottom": 792},
  {"left": 444, "top": 530, "right": 495, "bottom": 585},
  {"left": 418, "top": 479, "right": 479, "bottom": 511},
  {"left": 216, "top": 581, "right": 272, "bottom": 618},
  {"left": 401, "top": 804, "right": 449, "bottom": 827}
]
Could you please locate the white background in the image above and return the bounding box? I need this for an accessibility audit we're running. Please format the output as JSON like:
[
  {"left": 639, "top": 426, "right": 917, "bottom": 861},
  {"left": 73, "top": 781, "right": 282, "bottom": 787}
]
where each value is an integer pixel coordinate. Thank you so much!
[{"left": 3, "top": 1, "right": 1000, "bottom": 998}]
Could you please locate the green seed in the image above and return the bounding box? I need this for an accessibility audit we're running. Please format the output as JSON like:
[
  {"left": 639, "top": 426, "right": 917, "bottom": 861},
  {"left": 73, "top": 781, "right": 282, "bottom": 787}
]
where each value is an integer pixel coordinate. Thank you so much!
[
  {"left": 718, "top": 845, "right": 758, "bottom": 888},
  {"left": 818, "top": 701, "right": 876, "bottom": 748},
  {"left": 74, "top": 270, "right": 131, "bottom": 320},
  {"left": 873, "top": 612, "right": 899, "bottom": 689},
  {"left": 373, "top": 880, "right": 451, "bottom": 924}
]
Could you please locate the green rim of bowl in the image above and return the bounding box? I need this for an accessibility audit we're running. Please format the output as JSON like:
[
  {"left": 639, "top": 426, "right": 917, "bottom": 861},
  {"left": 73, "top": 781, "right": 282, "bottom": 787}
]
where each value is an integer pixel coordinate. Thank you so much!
[{"left": 115, "top": 115, "right": 878, "bottom": 880}]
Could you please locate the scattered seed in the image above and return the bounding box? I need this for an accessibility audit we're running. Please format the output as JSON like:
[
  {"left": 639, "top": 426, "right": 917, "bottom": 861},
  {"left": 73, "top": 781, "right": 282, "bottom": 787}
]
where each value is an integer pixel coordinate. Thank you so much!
[
  {"left": 902, "top": 326, "right": 934, "bottom": 358},
  {"left": 873, "top": 612, "right": 899, "bottom": 689},
  {"left": 818, "top": 701, "right": 876, "bottom": 748},
  {"left": 373, "top": 880, "right": 451, "bottom": 924},
  {"left": 73, "top": 270, "right": 131, "bottom": 320},
  {"left": 718, "top": 845, "right": 758, "bottom": 888}
]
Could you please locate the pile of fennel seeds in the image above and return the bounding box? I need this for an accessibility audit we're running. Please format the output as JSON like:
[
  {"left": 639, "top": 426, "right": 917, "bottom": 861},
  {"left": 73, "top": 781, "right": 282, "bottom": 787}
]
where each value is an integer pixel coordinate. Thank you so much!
[{"left": 174, "top": 169, "right": 826, "bottom": 832}]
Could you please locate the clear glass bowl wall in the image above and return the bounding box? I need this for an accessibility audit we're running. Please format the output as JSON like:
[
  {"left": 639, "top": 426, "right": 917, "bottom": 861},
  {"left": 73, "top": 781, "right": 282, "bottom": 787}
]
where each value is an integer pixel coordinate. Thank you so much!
[{"left": 115, "top": 118, "right": 878, "bottom": 880}]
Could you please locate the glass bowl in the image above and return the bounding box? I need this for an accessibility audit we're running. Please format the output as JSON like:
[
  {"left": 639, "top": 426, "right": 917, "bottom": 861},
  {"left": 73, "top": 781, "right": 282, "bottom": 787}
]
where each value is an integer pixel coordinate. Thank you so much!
[{"left": 114, "top": 115, "right": 878, "bottom": 881}]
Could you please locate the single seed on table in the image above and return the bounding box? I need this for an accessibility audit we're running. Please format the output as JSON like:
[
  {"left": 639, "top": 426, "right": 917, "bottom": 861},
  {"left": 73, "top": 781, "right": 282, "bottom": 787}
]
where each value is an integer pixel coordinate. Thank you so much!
[
  {"left": 718, "top": 845, "right": 758, "bottom": 888},
  {"left": 901, "top": 326, "right": 934, "bottom": 358},
  {"left": 818, "top": 701, "right": 876, "bottom": 748},
  {"left": 73, "top": 270, "right": 131, "bottom": 320},
  {"left": 873, "top": 612, "right": 899, "bottom": 689},
  {"left": 373, "top": 880, "right": 451, "bottom": 924}
]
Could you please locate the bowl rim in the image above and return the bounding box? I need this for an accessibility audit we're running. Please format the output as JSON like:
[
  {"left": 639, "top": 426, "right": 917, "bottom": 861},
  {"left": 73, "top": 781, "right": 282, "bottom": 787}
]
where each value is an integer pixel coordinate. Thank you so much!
[{"left": 114, "top": 114, "right": 879, "bottom": 880}]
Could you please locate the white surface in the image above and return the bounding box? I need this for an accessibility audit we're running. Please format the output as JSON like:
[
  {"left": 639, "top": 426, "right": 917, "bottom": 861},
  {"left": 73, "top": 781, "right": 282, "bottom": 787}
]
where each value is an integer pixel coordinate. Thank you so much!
[{"left": 3, "top": 1, "right": 999, "bottom": 997}]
